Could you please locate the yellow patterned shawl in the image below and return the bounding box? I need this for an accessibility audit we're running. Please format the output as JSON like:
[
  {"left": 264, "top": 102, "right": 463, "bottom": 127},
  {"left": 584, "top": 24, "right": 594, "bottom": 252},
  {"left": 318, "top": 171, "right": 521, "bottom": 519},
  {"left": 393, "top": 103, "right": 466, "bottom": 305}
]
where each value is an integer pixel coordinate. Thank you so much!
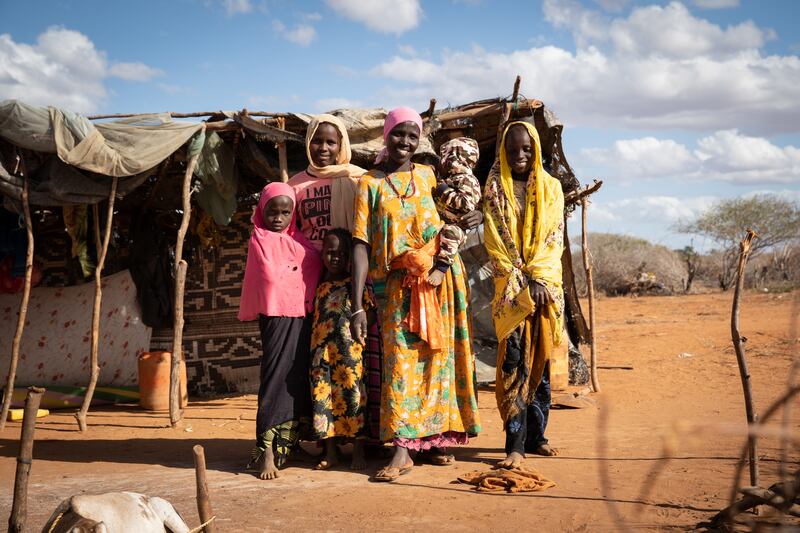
[{"left": 482, "top": 121, "right": 565, "bottom": 346}]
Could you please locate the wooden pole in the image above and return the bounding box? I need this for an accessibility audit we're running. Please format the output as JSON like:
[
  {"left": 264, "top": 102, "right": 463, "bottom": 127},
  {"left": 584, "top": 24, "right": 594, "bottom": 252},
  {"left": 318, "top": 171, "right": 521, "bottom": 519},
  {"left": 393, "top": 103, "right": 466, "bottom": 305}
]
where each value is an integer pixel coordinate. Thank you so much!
[
  {"left": 75, "top": 177, "right": 118, "bottom": 432},
  {"left": 193, "top": 445, "right": 216, "bottom": 533},
  {"left": 87, "top": 110, "right": 293, "bottom": 120},
  {"left": 170, "top": 135, "right": 203, "bottom": 427},
  {"left": 731, "top": 229, "right": 759, "bottom": 488},
  {"left": 495, "top": 75, "right": 522, "bottom": 156},
  {"left": 8, "top": 386, "right": 45, "bottom": 532},
  {"left": 581, "top": 197, "right": 601, "bottom": 393},
  {"left": 425, "top": 98, "right": 437, "bottom": 118},
  {"left": 0, "top": 174, "right": 34, "bottom": 431},
  {"left": 276, "top": 117, "right": 289, "bottom": 182}
]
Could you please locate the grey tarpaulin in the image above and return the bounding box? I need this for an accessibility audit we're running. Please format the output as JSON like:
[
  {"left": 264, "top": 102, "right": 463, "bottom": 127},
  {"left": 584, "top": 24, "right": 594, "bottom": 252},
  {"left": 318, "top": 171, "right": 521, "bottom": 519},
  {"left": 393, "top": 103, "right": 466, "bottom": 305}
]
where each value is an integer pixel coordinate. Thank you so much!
[{"left": 0, "top": 100, "right": 205, "bottom": 205}]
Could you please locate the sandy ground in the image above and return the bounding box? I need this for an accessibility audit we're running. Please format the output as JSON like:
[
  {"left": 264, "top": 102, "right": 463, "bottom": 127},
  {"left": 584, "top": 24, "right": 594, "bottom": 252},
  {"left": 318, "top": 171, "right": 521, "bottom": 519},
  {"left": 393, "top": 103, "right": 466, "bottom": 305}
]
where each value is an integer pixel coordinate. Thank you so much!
[{"left": 1, "top": 290, "right": 798, "bottom": 531}]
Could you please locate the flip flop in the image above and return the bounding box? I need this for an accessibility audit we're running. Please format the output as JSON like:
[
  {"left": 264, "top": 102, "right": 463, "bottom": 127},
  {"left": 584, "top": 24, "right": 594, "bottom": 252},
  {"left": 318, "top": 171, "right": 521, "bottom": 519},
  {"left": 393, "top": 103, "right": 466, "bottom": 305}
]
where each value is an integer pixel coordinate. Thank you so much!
[
  {"left": 418, "top": 451, "right": 456, "bottom": 466},
  {"left": 373, "top": 461, "right": 414, "bottom": 482},
  {"left": 315, "top": 458, "right": 338, "bottom": 470}
]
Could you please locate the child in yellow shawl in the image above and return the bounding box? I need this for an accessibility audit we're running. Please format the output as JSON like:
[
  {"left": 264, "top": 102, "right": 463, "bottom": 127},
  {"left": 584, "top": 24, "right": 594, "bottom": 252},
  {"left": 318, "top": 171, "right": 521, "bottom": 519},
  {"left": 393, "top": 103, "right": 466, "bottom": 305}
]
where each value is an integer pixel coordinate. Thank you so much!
[{"left": 483, "top": 121, "right": 565, "bottom": 467}]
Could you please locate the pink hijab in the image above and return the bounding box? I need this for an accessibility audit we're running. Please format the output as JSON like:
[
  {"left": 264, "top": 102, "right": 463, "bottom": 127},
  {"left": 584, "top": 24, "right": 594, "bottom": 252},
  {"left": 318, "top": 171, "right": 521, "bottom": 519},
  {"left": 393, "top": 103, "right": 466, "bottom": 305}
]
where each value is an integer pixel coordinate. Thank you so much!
[
  {"left": 375, "top": 106, "right": 424, "bottom": 164},
  {"left": 238, "top": 182, "right": 322, "bottom": 320}
]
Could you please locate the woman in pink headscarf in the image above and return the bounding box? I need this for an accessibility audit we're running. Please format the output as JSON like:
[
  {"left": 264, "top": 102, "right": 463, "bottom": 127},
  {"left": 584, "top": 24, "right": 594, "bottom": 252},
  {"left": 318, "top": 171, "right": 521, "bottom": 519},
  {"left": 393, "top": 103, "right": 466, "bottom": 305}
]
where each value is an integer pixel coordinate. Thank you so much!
[
  {"left": 238, "top": 182, "right": 322, "bottom": 480},
  {"left": 350, "top": 107, "right": 483, "bottom": 481}
]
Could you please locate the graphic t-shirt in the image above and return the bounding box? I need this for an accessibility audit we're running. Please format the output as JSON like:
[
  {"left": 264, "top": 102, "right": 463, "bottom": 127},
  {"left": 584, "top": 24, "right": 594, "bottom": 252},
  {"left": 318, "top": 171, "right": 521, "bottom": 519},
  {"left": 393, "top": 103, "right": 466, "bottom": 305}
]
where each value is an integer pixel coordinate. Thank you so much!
[{"left": 287, "top": 173, "right": 332, "bottom": 251}]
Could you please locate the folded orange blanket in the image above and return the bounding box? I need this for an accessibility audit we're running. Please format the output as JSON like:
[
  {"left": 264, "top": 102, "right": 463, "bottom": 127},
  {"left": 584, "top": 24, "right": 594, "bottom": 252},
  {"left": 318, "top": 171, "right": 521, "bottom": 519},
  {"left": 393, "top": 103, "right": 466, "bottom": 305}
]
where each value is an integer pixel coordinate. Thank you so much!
[{"left": 457, "top": 466, "right": 556, "bottom": 493}]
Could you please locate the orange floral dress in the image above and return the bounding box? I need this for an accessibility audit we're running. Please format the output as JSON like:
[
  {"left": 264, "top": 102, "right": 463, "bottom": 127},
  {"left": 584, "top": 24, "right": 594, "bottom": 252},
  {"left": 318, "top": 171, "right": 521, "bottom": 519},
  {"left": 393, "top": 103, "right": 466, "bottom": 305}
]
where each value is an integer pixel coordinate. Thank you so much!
[{"left": 353, "top": 164, "right": 481, "bottom": 443}]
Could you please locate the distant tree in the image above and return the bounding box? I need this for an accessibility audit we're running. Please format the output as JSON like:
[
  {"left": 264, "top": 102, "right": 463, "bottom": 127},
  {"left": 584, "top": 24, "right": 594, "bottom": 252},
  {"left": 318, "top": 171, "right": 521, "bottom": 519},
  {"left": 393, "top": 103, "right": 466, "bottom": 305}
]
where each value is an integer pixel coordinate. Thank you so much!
[
  {"left": 676, "top": 245, "right": 700, "bottom": 293},
  {"left": 676, "top": 195, "right": 800, "bottom": 290}
]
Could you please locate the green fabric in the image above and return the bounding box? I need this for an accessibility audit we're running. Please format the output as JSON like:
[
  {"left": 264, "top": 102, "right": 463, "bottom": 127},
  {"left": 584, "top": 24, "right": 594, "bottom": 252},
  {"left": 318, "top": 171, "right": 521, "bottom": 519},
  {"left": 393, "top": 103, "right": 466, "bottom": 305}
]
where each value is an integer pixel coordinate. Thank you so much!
[
  {"left": 193, "top": 131, "right": 237, "bottom": 226},
  {"left": 255, "top": 418, "right": 308, "bottom": 467}
]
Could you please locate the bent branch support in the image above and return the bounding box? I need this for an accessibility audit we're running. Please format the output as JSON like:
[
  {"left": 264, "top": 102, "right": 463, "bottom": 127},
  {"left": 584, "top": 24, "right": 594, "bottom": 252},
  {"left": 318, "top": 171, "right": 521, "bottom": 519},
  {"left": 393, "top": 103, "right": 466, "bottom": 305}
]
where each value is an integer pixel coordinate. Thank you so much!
[
  {"left": 170, "top": 137, "right": 203, "bottom": 427},
  {"left": 75, "top": 177, "right": 119, "bottom": 432},
  {"left": 730, "top": 229, "right": 760, "bottom": 489},
  {"left": 581, "top": 197, "right": 600, "bottom": 393},
  {"left": 731, "top": 229, "right": 758, "bottom": 487},
  {"left": 0, "top": 174, "right": 34, "bottom": 431}
]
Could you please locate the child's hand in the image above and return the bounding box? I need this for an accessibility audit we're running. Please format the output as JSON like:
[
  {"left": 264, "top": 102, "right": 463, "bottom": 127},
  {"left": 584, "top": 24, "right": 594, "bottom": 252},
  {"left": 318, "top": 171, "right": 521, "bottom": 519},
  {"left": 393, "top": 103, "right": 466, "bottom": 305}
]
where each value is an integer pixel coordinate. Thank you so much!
[
  {"left": 427, "top": 268, "right": 445, "bottom": 287},
  {"left": 458, "top": 209, "right": 483, "bottom": 230}
]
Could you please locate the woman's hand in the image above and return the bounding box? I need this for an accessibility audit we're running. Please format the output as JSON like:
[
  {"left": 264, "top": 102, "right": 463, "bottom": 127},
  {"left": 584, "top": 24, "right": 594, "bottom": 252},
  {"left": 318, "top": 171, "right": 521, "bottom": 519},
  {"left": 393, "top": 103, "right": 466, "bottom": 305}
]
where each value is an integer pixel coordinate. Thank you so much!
[
  {"left": 458, "top": 209, "right": 483, "bottom": 230},
  {"left": 531, "top": 281, "right": 553, "bottom": 307},
  {"left": 350, "top": 309, "right": 368, "bottom": 345}
]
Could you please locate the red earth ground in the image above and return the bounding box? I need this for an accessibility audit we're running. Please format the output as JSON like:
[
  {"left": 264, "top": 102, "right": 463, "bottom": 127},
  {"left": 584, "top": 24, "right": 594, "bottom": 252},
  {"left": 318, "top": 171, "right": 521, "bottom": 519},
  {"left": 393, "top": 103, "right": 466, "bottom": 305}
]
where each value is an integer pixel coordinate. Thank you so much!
[{"left": 1, "top": 290, "right": 798, "bottom": 531}]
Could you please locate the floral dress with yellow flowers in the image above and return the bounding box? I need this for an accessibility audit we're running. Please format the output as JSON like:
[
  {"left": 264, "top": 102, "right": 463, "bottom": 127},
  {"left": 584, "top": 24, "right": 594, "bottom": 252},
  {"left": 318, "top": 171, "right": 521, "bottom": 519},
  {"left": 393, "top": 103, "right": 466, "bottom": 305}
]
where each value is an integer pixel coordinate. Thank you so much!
[{"left": 310, "top": 277, "right": 372, "bottom": 439}]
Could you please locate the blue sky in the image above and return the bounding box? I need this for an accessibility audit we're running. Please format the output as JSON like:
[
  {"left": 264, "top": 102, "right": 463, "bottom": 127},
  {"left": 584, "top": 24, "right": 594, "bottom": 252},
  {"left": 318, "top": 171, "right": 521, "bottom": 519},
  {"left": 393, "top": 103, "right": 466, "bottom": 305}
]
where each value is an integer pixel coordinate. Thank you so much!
[{"left": 1, "top": 0, "right": 798, "bottom": 249}]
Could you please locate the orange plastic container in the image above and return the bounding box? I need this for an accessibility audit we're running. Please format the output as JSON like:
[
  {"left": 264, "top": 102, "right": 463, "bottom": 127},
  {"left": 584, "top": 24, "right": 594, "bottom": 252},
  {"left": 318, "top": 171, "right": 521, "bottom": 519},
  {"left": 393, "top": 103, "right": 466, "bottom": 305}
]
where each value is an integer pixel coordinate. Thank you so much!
[{"left": 137, "top": 351, "right": 188, "bottom": 411}]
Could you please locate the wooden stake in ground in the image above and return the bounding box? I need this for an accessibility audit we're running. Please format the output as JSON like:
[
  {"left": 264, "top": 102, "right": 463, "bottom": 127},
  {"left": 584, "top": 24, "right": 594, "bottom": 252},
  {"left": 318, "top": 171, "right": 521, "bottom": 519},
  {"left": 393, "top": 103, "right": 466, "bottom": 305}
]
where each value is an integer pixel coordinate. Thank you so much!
[
  {"left": 0, "top": 174, "right": 34, "bottom": 431},
  {"left": 75, "top": 178, "right": 119, "bottom": 432},
  {"left": 494, "top": 75, "right": 522, "bottom": 156},
  {"left": 581, "top": 197, "right": 601, "bottom": 393},
  {"left": 8, "top": 386, "right": 45, "bottom": 533},
  {"left": 276, "top": 116, "right": 289, "bottom": 182},
  {"left": 193, "top": 445, "right": 216, "bottom": 533},
  {"left": 170, "top": 136, "right": 204, "bottom": 427},
  {"left": 731, "top": 229, "right": 759, "bottom": 488}
]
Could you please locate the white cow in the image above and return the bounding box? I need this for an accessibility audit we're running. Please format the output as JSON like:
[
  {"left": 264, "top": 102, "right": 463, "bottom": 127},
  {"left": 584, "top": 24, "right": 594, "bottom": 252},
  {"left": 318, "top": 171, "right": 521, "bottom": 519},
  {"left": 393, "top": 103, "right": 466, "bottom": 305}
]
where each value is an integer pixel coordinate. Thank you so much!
[{"left": 42, "top": 491, "right": 197, "bottom": 533}]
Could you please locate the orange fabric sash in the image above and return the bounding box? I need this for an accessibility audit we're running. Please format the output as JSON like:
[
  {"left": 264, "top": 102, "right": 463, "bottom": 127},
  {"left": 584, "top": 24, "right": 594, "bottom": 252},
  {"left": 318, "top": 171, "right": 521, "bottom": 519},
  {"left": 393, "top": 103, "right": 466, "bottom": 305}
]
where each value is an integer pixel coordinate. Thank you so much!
[{"left": 390, "top": 237, "right": 443, "bottom": 351}]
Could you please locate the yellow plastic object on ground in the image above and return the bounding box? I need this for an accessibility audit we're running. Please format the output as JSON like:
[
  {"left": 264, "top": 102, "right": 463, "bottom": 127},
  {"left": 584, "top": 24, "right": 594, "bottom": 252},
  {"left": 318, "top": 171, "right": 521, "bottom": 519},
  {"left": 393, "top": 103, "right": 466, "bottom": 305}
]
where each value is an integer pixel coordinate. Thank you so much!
[{"left": 6, "top": 408, "right": 49, "bottom": 421}]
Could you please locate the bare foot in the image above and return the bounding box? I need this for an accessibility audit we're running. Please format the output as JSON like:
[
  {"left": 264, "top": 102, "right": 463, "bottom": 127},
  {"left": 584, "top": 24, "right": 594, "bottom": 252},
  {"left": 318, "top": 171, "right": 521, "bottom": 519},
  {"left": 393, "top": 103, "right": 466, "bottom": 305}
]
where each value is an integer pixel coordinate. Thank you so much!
[
  {"left": 427, "top": 269, "right": 445, "bottom": 287},
  {"left": 350, "top": 440, "right": 367, "bottom": 471},
  {"left": 532, "top": 443, "right": 558, "bottom": 456},
  {"left": 496, "top": 451, "right": 525, "bottom": 469},
  {"left": 259, "top": 447, "right": 280, "bottom": 480},
  {"left": 316, "top": 438, "right": 339, "bottom": 470}
]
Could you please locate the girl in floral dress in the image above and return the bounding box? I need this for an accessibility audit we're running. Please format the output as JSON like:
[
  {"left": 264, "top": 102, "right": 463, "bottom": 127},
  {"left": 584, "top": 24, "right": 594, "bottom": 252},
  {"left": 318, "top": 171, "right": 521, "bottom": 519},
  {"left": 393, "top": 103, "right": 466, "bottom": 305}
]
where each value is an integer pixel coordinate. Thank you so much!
[{"left": 309, "top": 228, "right": 373, "bottom": 470}]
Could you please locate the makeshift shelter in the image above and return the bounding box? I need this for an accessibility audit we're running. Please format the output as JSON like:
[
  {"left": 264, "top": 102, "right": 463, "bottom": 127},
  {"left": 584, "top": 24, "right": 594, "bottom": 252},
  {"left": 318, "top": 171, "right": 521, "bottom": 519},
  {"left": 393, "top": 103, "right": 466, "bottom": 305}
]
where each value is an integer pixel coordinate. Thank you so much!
[{"left": 0, "top": 95, "right": 591, "bottom": 401}]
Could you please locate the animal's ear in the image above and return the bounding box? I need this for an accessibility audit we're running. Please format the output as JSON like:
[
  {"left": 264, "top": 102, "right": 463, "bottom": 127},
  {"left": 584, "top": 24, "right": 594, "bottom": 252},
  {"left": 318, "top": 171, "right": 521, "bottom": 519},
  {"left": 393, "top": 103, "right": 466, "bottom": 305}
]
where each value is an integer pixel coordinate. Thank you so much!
[{"left": 40, "top": 498, "right": 73, "bottom": 531}]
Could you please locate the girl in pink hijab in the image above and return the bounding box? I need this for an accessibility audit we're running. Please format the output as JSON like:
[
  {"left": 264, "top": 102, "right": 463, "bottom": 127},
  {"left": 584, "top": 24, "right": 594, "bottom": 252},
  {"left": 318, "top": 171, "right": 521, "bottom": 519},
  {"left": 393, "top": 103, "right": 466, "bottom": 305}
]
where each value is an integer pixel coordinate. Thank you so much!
[{"left": 239, "top": 182, "right": 322, "bottom": 481}]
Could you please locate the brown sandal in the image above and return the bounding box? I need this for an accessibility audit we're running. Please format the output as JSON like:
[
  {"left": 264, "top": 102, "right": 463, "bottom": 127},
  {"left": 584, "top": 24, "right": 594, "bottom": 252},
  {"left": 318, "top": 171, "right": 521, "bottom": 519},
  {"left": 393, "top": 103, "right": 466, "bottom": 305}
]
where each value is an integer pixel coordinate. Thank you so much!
[
  {"left": 418, "top": 451, "right": 456, "bottom": 466},
  {"left": 373, "top": 461, "right": 414, "bottom": 482}
]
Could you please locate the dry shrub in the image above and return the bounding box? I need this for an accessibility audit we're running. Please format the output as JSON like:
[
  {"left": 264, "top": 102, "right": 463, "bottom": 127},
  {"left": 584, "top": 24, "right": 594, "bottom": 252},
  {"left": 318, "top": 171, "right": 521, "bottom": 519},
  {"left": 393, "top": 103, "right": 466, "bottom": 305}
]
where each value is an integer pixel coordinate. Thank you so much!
[{"left": 572, "top": 233, "right": 688, "bottom": 296}]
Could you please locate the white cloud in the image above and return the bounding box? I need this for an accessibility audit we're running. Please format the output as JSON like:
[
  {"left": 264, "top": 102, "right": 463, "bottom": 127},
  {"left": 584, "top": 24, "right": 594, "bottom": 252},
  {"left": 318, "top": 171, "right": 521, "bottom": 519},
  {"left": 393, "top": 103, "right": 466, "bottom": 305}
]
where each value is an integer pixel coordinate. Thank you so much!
[
  {"left": 594, "top": 195, "right": 717, "bottom": 223},
  {"left": 301, "top": 12, "right": 322, "bottom": 22},
  {"left": 583, "top": 130, "right": 800, "bottom": 184},
  {"left": 108, "top": 62, "right": 163, "bottom": 81},
  {"left": 315, "top": 97, "right": 363, "bottom": 111},
  {"left": 369, "top": 2, "right": 798, "bottom": 134},
  {"left": 325, "top": 0, "right": 421, "bottom": 34},
  {"left": 330, "top": 64, "right": 358, "bottom": 78},
  {"left": 272, "top": 20, "right": 317, "bottom": 47},
  {"left": 691, "top": 0, "right": 739, "bottom": 8},
  {"left": 0, "top": 26, "right": 161, "bottom": 113},
  {"left": 584, "top": 137, "right": 696, "bottom": 177},
  {"left": 592, "top": 0, "right": 630, "bottom": 12},
  {"left": 223, "top": 0, "right": 252, "bottom": 16},
  {"left": 398, "top": 44, "right": 417, "bottom": 57},
  {"left": 545, "top": 0, "right": 768, "bottom": 58}
]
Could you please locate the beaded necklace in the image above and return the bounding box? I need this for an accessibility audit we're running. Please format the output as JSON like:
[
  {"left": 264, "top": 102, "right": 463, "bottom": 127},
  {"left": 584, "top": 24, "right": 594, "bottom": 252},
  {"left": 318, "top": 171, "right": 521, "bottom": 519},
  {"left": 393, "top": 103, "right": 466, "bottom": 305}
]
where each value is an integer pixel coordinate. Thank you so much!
[{"left": 384, "top": 164, "right": 417, "bottom": 205}]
